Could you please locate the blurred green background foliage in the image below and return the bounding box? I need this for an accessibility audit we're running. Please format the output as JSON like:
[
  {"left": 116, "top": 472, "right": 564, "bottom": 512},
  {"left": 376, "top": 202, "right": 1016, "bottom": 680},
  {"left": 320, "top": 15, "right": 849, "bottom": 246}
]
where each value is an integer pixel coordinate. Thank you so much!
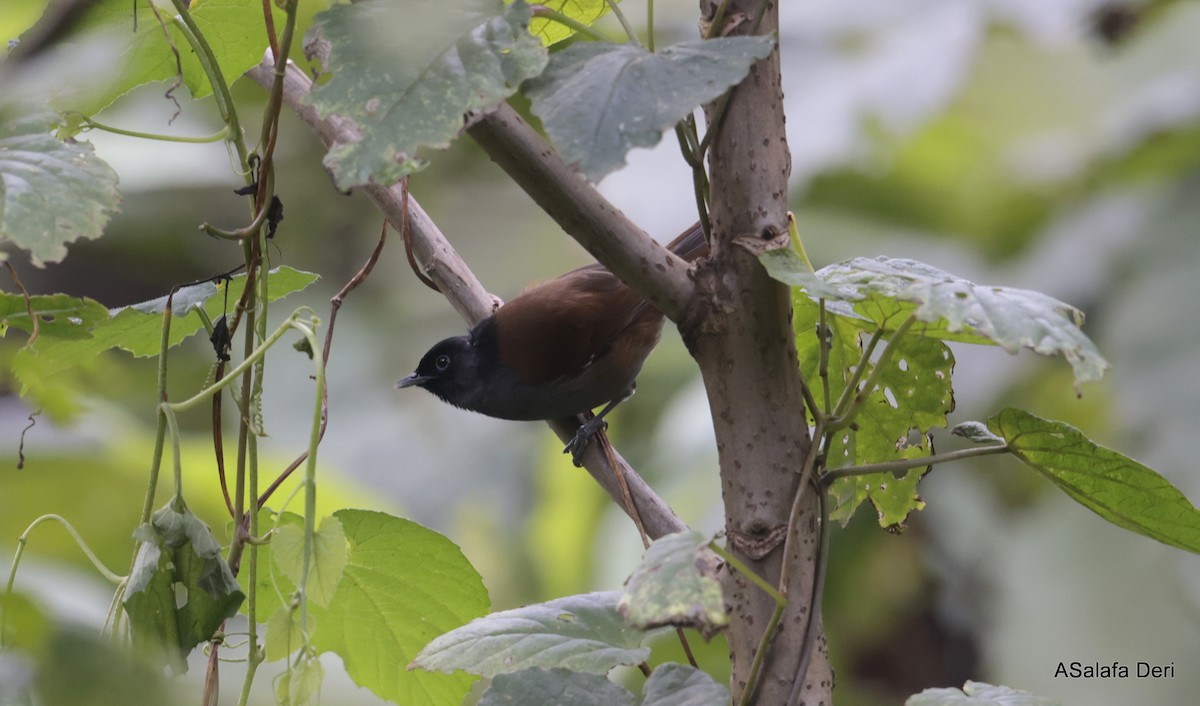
[{"left": 3, "top": 1, "right": 1199, "bottom": 704}]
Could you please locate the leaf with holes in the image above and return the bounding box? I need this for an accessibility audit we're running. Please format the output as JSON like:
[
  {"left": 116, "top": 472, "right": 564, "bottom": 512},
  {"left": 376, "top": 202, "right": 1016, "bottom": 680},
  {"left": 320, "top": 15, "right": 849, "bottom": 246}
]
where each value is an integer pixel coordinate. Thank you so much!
[
  {"left": 989, "top": 408, "right": 1200, "bottom": 553},
  {"left": 619, "top": 531, "right": 727, "bottom": 639},
  {"left": 0, "top": 112, "right": 119, "bottom": 266},
  {"left": 525, "top": 36, "right": 775, "bottom": 182},
  {"left": 765, "top": 253, "right": 1108, "bottom": 392},
  {"left": 794, "top": 293, "right": 956, "bottom": 528},
  {"left": 305, "top": 0, "right": 548, "bottom": 189},
  {"left": 124, "top": 499, "right": 245, "bottom": 671},
  {"left": 0, "top": 292, "right": 108, "bottom": 339}
]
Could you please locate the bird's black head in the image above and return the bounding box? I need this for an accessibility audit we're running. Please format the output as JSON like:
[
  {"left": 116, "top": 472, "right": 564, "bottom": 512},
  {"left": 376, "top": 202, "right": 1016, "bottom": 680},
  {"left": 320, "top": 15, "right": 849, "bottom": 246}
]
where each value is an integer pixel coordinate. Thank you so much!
[{"left": 395, "top": 334, "right": 483, "bottom": 409}]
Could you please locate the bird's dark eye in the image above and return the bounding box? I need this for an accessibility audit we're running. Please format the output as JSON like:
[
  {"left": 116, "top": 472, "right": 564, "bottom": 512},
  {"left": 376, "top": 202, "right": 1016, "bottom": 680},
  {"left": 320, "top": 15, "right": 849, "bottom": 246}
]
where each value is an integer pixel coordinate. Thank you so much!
[{"left": 435, "top": 354, "right": 451, "bottom": 371}]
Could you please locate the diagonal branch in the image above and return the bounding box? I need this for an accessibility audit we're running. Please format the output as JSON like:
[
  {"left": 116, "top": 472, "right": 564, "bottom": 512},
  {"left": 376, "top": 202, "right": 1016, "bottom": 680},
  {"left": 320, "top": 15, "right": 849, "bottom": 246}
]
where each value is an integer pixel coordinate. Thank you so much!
[
  {"left": 245, "top": 55, "right": 687, "bottom": 539},
  {"left": 465, "top": 103, "right": 696, "bottom": 322}
]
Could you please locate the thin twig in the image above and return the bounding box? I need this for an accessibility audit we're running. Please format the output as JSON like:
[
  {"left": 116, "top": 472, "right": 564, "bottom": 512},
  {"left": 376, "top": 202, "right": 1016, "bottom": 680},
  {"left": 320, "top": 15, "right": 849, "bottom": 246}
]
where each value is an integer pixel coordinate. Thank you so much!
[
  {"left": 399, "top": 177, "right": 439, "bottom": 292},
  {"left": 786, "top": 479, "right": 830, "bottom": 706},
  {"left": 258, "top": 221, "right": 389, "bottom": 508},
  {"left": 4, "top": 261, "right": 38, "bottom": 347},
  {"left": 143, "top": 0, "right": 183, "bottom": 122},
  {"left": 822, "top": 443, "right": 1011, "bottom": 484}
]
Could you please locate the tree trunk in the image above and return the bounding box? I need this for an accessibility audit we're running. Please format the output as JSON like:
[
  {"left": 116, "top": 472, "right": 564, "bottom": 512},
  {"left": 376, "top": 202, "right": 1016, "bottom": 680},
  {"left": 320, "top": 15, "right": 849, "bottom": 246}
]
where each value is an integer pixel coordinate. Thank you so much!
[{"left": 684, "top": 2, "right": 835, "bottom": 703}]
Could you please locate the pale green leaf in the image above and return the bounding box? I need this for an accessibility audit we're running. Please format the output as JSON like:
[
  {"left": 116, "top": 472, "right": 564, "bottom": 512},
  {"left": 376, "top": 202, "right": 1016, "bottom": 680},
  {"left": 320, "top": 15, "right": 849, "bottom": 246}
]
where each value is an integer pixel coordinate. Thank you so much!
[
  {"left": 309, "top": 510, "right": 490, "bottom": 706},
  {"left": 275, "top": 653, "right": 324, "bottom": 706},
  {"left": 525, "top": 36, "right": 775, "bottom": 182},
  {"left": 14, "top": 267, "right": 318, "bottom": 384},
  {"left": 0, "top": 112, "right": 119, "bottom": 266},
  {"left": 271, "top": 516, "right": 348, "bottom": 608},
  {"left": 641, "top": 664, "right": 730, "bottom": 706},
  {"left": 478, "top": 668, "right": 634, "bottom": 706},
  {"left": 414, "top": 591, "right": 649, "bottom": 676},
  {"left": 618, "top": 531, "right": 727, "bottom": 639},
  {"left": 907, "top": 679, "right": 1062, "bottom": 706},
  {"left": 816, "top": 257, "right": 1109, "bottom": 389},
  {"left": 0, "top": 292, "right": 108, "bottom": 339},
  {"left": 989, "top": 408, "right": 1200, "bottom": 553},
  {"left": 68, "top": 0, "right": 266, "bottom": 114},
  {"left": 526, "top": 0, "right": 610, "bottom": 46},
  {"left": 264, "top": 606, "right": 315, "bottom": 662},
  {"left": 306, "top": 0, "right": 548, "bottom": 189},
  {"left": 794, "top": 294, "right": 954, "bottom": 527}
]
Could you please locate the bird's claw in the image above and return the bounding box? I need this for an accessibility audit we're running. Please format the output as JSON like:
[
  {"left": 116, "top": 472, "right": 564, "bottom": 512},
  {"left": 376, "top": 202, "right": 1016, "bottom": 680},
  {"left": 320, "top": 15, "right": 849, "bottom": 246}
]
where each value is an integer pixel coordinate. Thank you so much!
[{"left": 564, "top": 417, "right": 608, "bottom": 466}]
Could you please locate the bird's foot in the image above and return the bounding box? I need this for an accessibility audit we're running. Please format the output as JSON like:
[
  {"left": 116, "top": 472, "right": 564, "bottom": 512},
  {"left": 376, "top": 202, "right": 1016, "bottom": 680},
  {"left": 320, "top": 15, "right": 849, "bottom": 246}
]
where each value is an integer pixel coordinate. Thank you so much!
[{"left": 564, "top": 417, "right": 608, "bottom": 466}]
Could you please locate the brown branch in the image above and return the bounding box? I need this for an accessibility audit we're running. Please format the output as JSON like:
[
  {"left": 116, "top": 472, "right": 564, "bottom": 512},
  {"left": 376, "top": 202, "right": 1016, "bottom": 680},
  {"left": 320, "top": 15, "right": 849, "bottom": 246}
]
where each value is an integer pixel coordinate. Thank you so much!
[
  {"left": 692, "top": 0, "right": 832, "bottom": 702},
  {"left": 465, "top": 104, "right": 695, "bottom": 323},
  {"left": 245, "top": 56, "right": 687, "bottom": 539}
]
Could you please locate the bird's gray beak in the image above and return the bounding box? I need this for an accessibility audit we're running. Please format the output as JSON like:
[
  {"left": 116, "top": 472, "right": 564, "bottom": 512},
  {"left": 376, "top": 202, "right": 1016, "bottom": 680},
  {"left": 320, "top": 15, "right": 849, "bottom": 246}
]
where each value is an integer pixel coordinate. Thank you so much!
[{"left": 395, "top": 373, "right": 430, "bottom": 389}]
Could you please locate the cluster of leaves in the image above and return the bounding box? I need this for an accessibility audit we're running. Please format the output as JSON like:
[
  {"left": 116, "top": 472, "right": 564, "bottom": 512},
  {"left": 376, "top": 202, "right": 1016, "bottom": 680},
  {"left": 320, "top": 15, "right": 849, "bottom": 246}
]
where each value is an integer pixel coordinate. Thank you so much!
[{"left": 760, "top": 246, "right": 1200, "bottom": 554}]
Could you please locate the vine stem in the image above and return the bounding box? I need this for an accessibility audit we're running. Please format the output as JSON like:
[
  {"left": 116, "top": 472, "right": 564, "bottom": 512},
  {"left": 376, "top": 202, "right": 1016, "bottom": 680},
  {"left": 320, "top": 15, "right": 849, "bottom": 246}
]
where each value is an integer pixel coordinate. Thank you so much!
[
  {"left": 709, "top": 542, "right": 785, "bottom": 706},
  {"left": 165, "top": 312, "right": 314, "bottom": 413},
  {"left": 79, "top": 116, "right": 230, "bottom": 143},
  {"left": 786, "top": 482, "right": 830, "bottom": 706},
  {"left": 830, "top": 328, "right": 884, "bottom": 419},
  {"left": 3, "top": 515, "right": 126, "bottom": 647},
  {"left": 826, "top": 314, "right": 919, "bottom": 433},
  {"left": 823, "top": 443, "right": 1011, "bottom": 483},
  {"left": 291, "top": 319, "right": 325, "bottom": 634},
  {"left": 606, "top": 0, "right": 642, "bottom": 46},
  {"left": 168, "top": 0, "right": 251, "bottom": 173}
]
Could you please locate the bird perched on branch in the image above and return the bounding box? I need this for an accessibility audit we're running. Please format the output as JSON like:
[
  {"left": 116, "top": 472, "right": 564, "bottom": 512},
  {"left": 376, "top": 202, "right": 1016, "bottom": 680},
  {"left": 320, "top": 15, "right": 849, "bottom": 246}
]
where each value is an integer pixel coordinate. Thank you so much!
[{"left": 396, "top": 222, "right": 707, "bottom": 464}]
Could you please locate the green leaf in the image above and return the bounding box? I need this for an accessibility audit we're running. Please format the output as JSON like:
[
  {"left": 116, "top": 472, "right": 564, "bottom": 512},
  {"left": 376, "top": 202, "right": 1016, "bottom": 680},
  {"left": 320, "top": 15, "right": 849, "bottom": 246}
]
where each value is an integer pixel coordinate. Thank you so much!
[
  {"left": 618, "top": 531, "right": 727, "bottom": 639},
  {"left": 271, "top": 515, "right": 348, "bottom": 608},
  {"left": 988, "top": 408, "right": 1200, "bottom": 553},
  {"left": 526, "top": 0, "right": 609, "bottom": 46},
  {"left": 264, "top": 606, "right": 315, "bottom": 663},
  {"left": 757, "top": 248, "right": 859, "bottom": 302},
  {"left": 815, "top": 257, "right": 1109, "bottom": 391},
  {"left": 308, "top": 509, "right": 490, "bottom": 706},
  {"left": 124, "top": 500, "right": 245, "bottom": 671},
  {"left": 14, "top": 267, "right": 318, "bottom": 384},
  {"left": 68, "top": 0, "right": 266, "bottom": 115},
  {"left": 414, "top": 591, "right": 649, "bottom": 677},
  {"left": 0, "top": 591, "right": 51, "bottom": 655},
  {"left": 0, "top": 292, "right": 108, "bottom": 339},
  {"left": 525, "top": 36, "right": 776, "bottom": 182},
  {"left": 794, "top": 294, "right": 954, "bottom": 527},
  {"left": 275, "top": 652, "right": 325, "bottom": 706},
  {"left": 479, "top": 668, "right": 634, "bottom": 706},
  {"left": 0, "top": 112, "right": 120, "bottom": 266},
  {"left": 906, "top": 679, "right": 1062, "bottom": 706},
  {"left": 641, "top": 664, "right": 730, "bottom": 706},
  {"left": 34, "top": 625, "right": 185, "bottom": 706},
  {"left": 306, "top": 0, "right": 548, "bottom": 189}
]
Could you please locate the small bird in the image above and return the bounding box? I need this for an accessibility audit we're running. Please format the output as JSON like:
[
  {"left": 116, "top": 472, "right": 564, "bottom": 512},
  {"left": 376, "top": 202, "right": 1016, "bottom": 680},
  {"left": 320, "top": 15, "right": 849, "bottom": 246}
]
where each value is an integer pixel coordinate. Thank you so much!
[{"left": 396, "top": 222, "right": 707, "bottom": 464}]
